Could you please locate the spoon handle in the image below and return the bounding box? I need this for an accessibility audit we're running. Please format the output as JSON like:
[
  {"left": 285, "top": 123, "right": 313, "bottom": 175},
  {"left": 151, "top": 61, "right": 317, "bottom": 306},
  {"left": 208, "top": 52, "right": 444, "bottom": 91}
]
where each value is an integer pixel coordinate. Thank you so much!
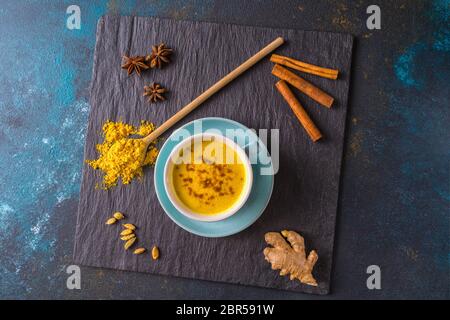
[{"left": 143, "top": 37, "right": 284, "bottom": 144}]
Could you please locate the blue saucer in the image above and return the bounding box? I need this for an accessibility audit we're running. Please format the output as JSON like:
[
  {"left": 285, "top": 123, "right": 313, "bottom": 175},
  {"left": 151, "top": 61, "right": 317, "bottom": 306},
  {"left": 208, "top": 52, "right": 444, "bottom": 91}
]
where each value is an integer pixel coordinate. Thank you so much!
[{"left": 154, "top": 117, "right": 274, "bottom": 237}]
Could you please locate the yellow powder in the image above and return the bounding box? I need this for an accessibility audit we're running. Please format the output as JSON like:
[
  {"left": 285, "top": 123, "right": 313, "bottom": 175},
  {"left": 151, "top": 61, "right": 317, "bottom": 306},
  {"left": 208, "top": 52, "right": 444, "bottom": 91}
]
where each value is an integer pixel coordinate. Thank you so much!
[{"left": 87, "top": 120, "right": 159, "bottom": 189}]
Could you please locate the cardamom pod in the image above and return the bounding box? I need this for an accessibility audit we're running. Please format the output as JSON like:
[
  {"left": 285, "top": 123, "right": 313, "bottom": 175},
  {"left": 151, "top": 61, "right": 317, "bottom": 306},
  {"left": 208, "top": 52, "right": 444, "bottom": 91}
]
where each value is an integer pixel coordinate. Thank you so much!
[
  {"left": 151, "top": 246, "right": 159, "bottom": 260},
  {"left": 120, "top": 229, "right": 133, "bottom": 236},
  {"left": 113, "top": 212, "right": 125, "bottom": 220},
  {"left": 120, "top": 234, "right": 135, "bottom": 241},
  {"left": 105, "top": 217, "right": 117, "bottom": 225},
  {"left": 133, "top": 248, "right": 146, "bottom": 255},
  {"left": 124, "top": 237, "right": 136, "bottom": 250},
  {"left": 122, "top": 223, "right": 136, "bottom": 230}
]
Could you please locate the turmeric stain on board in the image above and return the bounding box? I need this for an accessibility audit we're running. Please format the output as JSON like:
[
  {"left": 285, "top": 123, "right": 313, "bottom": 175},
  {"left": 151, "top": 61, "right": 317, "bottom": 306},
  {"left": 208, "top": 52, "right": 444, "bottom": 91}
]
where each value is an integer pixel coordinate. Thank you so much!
[{"left": 87, "top": 120, "right": 158, "bottom": 189}]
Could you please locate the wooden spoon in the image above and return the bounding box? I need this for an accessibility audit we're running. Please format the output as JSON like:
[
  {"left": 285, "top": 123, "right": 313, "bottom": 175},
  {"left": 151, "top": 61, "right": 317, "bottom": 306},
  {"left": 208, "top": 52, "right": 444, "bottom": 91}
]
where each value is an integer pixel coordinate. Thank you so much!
[{"left": 140, "top": 37, "right": 284, "bottom": 147}]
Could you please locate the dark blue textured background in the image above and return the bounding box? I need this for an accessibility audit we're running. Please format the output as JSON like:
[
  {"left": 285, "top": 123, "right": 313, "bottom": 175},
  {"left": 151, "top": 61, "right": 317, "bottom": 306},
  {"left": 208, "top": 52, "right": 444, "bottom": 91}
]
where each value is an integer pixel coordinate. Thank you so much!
[{"left": 0, "top": 0, "right": 448, "bottom": 299}]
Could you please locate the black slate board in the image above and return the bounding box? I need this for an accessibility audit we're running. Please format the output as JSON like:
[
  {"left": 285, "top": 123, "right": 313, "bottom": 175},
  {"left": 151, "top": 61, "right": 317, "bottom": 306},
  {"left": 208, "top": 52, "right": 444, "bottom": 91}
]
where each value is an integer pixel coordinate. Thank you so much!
[{"left": 73, "top": 16, "right": 353, "bottom": 295}]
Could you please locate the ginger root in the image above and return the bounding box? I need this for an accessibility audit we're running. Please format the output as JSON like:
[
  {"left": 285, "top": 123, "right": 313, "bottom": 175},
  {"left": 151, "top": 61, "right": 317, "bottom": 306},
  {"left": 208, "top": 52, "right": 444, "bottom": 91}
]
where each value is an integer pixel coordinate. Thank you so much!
[{"left": 263, "top": 230, "right": 318, "bottom": 286}]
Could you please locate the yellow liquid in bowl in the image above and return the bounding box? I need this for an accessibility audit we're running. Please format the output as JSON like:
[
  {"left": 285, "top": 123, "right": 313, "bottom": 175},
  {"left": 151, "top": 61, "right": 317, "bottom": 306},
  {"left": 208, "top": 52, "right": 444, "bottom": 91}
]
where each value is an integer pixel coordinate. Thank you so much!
[{"left": 172, "top": 139, "right": 246, "bottom": 215}]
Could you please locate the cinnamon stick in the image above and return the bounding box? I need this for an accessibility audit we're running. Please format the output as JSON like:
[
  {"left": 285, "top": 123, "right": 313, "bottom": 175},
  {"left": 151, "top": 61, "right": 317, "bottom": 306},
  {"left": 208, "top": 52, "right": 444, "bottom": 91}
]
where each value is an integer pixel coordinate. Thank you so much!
[
  {"left": 272, "top": 64, "right": 334, "bottom": 108},
  {"left": 270, "top": 54, "right": 339, "bottom": 80},
  {"left": 275, "top": 80, "right": 322, "bottom": 142}
]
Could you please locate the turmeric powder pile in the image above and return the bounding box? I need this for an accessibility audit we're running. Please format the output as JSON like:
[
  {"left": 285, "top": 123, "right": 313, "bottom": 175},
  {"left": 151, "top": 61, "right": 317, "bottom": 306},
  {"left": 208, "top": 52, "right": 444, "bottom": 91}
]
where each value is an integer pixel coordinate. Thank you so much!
[{"left": 87, "top": 120, "right": 159, "bottom": 189}]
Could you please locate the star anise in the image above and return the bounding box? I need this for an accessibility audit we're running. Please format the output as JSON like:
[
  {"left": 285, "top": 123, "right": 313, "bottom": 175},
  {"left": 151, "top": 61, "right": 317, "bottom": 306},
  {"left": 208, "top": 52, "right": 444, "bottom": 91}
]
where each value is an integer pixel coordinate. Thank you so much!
[
  {"left": 146, "top": 43, "right": 173, "bottom": 68},
  {"left": 143, "top": 83, "right": 167, "bottom": 103},
  {"left": 121, "top": 55, "right": 149, "bottom": 76}
]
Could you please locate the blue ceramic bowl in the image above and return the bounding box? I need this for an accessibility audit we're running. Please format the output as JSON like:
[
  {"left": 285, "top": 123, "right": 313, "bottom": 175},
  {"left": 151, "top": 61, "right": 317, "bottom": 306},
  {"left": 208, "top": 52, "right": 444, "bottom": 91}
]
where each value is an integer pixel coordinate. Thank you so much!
[{"left": 154, "top": 117, "right": 274, "bottom": 237}]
